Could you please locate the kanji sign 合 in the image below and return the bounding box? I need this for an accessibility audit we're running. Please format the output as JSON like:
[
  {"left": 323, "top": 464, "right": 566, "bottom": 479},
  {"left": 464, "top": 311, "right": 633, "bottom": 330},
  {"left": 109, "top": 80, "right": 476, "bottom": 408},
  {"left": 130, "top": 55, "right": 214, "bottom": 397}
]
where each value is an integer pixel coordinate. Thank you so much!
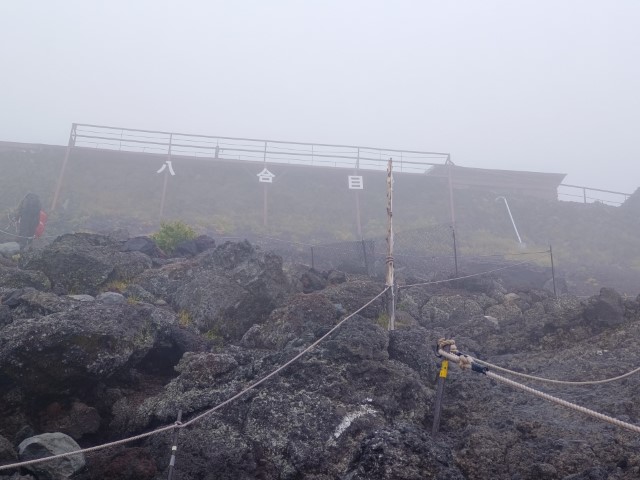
[{"left": 257, "top": 168, "right": 276, "bottom": 183}]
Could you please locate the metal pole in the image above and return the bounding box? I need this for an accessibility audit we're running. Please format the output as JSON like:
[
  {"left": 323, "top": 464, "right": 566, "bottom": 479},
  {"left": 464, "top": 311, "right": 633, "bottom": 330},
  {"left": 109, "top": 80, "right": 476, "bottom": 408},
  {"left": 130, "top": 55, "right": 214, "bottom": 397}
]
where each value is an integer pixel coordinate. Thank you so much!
[
  {"left": 583, "top": 188, "right": 587, "bottom": 204},
  {"left": 166, "top": 410, "right": 182, "bottom": 480},
  {"left": 50, "top": 123, "right": 77, "bottom": 211},
  {"left": 311, "top": 246, "right": 315, "bottom": 270},
  {"left": 354, "top": 148, "right": 363, "bottom": 239},
  {"left": 451, "top": 225, "right": 459, "bottom": 277},
  {"left": 159, "top": 134, "right": 172, "bottom": 220},
  {"left": 159, "top": 169, "right": 169, "bottom": 220},
  {"left": 495, "top": 196, "right": 523, "bottom": 245},
  {"left": 263, "top": 183, "right": 268, "bottom": 227},
  {"left": 550, "top": 244, "right": 557, "bottom": 296},
  {"left": 432, "top": 344, "right": 451, "bottom": 435},
  {"left": 263, "top": 141, "right": 268, "bottom": 227},
  {"left": 386, "top": 159, "right": 396, "bottom": 331},
  {"left": 355, "top": 192, "right": 363, "bottom": 239}
]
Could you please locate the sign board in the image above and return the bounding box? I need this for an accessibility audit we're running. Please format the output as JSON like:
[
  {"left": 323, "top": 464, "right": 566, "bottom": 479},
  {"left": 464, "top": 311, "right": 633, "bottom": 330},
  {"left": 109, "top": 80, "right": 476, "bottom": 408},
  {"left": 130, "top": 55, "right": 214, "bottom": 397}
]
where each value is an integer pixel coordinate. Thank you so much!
[{"left": 348, "top": 175, "right": 364, "bottom": 190}]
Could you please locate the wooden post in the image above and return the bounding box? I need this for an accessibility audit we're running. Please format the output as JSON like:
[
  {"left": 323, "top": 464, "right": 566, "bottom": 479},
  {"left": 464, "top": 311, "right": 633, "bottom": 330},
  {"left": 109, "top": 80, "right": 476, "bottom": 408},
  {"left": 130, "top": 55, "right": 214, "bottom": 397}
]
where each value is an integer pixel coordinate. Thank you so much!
[
  {"left": 386, "top": 159, "right": 396, "bottom": 331},
  {"left": 432, "top": 344, "right": 451, "bottom": 435}
]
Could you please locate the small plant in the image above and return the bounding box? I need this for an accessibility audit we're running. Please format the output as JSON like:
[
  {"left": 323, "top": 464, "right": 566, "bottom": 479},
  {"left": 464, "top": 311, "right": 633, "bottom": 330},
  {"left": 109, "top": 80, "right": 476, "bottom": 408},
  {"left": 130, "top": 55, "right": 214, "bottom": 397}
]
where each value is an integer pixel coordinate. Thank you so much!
[
  {"left": 126, "top": 295, "right": 141, "bottom": 305},
  {"left": 177, "top": 309, "right": 192, "bottom": 328},
  {"left": 204, "top": 327, "right": 224, "bottom": 346},
  {"left": 152, "top": 221, "right": 197, "bottom": 254},
  {"left": 103, "top": 279, "right": 129, "bottom": 293},
  {"left": 376, "top": 312, "right": 390, "bottom": 329}
]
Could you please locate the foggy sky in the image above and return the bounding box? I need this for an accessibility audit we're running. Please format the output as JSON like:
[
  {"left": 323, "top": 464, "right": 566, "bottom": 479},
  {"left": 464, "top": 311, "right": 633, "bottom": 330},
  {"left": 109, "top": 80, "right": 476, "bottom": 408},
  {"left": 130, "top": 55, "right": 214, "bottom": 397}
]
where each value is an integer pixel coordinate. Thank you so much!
[{"left": 1, "top": 1, "right": 639, "bottom": 194}]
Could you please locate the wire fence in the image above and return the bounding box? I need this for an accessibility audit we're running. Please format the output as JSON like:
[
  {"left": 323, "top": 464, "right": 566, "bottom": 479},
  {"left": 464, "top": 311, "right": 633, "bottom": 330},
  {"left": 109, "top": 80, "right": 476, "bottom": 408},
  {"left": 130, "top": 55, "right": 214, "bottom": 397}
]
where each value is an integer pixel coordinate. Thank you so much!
[{"left": 218, "top": 223, "right": 553, "bottom": 287}]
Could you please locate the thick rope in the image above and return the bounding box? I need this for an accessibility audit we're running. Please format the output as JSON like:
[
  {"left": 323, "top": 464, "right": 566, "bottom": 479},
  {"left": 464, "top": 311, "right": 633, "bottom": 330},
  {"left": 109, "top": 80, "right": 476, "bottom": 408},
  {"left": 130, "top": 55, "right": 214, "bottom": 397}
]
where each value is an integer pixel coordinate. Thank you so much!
[
  {"left": 0, "top": 286, "right": 389, "bottom": 472},
  {"left": 486, "top": 371, "right": 640, "bottom": 434},
  {"left": 471, "top": 357, "right": 640, "bottom": 386},
  {"left": 438, "top": 349, "right": 640, "bottom": 435}
]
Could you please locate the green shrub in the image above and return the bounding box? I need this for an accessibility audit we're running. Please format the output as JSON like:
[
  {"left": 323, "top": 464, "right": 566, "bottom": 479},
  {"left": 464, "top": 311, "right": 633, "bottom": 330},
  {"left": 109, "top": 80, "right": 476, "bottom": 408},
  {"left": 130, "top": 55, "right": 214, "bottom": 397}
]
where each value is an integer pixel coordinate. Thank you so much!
[{"left": 152, "top": 221, "right": 197, "bottom": 253}]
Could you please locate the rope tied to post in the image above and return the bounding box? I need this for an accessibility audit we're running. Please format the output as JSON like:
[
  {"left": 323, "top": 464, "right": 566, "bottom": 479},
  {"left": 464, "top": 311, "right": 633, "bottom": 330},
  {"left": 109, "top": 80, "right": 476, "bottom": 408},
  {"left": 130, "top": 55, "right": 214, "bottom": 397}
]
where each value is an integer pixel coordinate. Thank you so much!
[
  {"left": 437, "top": 339, "right": 472, "bottom": 369},
  {"left": 433, "top": 338, "right": 640, "bottom": 435}
]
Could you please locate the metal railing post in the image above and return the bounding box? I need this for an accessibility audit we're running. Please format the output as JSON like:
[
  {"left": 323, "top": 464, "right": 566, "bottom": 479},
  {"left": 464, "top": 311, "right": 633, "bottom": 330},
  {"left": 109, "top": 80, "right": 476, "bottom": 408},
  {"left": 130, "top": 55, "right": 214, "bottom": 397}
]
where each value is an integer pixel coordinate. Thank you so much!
[{"left": 451, "top": 225, "right": 459, "bottom": 277}]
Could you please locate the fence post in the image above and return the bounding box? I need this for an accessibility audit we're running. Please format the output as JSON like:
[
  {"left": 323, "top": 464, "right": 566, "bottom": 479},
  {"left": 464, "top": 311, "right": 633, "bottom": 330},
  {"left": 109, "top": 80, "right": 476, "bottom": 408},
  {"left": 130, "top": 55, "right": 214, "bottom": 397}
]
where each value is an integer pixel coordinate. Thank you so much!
[
  {"left": 361, "top": 239, "right": 369, "bottom": 275},
  {"left": 549, "top": 244, "right": 557, "bottom": 296},
  {"left": 432, "top": 344, "right": 451, "bottom": 435},
  {"left": 167, "top": 410, "right": 182, "bottom": 480},
  {"left": 310, "top": 246, "right": 315, "bottom": 270},
  {"left": 385, "top": 159, "right": 396, "bottom": 331},
  {"left": 451, "top": 225, "right": 459, "bottom": 277},
  {"left": 446, "top": 156, "right": 456, "bottom": 226}
]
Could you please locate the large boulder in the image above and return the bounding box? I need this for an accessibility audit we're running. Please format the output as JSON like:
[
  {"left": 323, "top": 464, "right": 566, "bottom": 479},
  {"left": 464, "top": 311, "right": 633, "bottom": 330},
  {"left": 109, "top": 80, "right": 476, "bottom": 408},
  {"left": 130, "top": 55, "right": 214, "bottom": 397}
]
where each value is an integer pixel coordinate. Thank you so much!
[
  {"left": 2, "top": 288, "right": 73, "bottom": 319},
  {"left": 0, "top": 242, "right": 20, "bottom": 258},
  {"left": 422, "top": 294, "right": 483, "bottom": 327},
  {"left": 19, "top": 233, "right": 152, "bottom": 295},
  {"left": 321, "top": 279, "right": 386, "bottom": 321},
  {"left": 241, "top": 294, "right": 340, "bottom": 350},
  {"left": 121, "top": 236, "right": 163, "bottom": 257},
  {"left": 136, "top": 240, "right": 293, "bottom": 339},
  {"left": 39, "top": 401, "right": 101, "bottom": 440},
  {"left": 18, "top": 432, "right": 85, "bottom": 479},
  {"left": 0, "top": 265, "right": 50, "bottom": 291},
  {"left": 0, "top": 301, "right": 205, "bottom": 395},
  {"left": 584, "top": 287, "right": 626, "bottom": 329}
]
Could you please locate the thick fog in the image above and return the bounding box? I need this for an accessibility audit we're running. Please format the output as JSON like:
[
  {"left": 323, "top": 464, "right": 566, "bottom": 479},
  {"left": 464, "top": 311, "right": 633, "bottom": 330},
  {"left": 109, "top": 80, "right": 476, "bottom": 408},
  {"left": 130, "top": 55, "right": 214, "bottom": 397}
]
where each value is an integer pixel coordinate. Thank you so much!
[{"left": 1, "top": 1, "right": 639, "bottom": 194}]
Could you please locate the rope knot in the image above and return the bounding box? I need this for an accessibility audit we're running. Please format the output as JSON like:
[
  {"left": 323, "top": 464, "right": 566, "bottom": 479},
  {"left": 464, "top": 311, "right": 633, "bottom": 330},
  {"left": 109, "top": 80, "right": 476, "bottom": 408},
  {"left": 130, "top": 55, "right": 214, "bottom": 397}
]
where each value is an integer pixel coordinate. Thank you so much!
[
  {"left": 458, "top": 354, "right": 473, "bottom": 370},
  {"left": 437, "top": 338, "right": 458, "bottom": 353}
]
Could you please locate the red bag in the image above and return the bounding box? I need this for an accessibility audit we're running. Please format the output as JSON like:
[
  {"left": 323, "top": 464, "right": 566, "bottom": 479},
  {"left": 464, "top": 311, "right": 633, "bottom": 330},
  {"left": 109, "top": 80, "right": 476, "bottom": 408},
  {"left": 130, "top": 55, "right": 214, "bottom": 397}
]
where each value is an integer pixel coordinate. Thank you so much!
[{"left": 35, "top": 210, "right": 47, "bottom": 238}]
